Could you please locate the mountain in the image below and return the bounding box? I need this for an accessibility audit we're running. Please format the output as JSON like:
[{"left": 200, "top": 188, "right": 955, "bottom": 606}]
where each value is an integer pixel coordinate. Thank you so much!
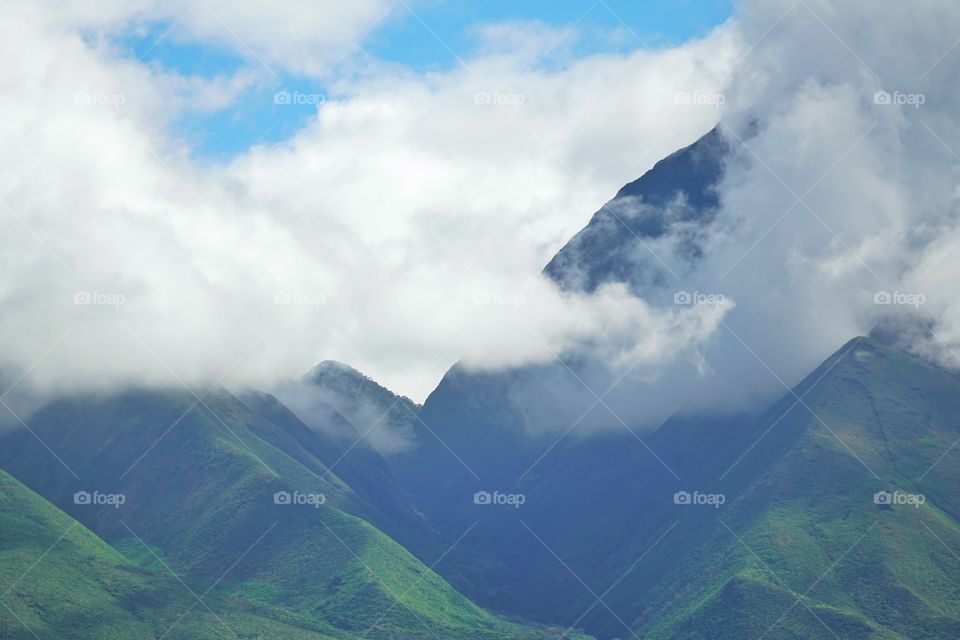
[
  {"left": 0, "top": 387, "right": 589, "bottom": 639},
  {"left": 6, "top": 123, "right": 960, "bottom": 640},
  {"left": 387, "top": 334, "right": 960, "bottom": 639},
  {"left": 381, "top": 124, "right": 960, "bottom": 639},
  {"left": 388, "top": 123, "right": 734, "bottom": 506},
  {"left": 628, "top": 336, "right": 960, "bottom": 639},
  {"left": 384, "top": 125, "right": 739, "bottom": 629},
  {"left": 544, "top": 125, "right": 728, "bottom": 296},
  {"left": 302, "top": 361, "right": 420, "bottom": 451},
  {"left": 237, "top": 388, "right": 427, "bottom": 551},
  {"left": 258, "top": 360, "right": 436, "bottom": 554}
]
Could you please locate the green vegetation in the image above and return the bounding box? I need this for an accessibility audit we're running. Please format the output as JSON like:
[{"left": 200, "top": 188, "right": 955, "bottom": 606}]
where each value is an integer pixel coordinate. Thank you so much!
[
  {"left": 5, "top": 337, "right": 960, "bottom": 639},
  {"left": 0, "top": 467, "right": 350, "bottom": 639},
  {"left": 0, "top": 389, "right": 589, "bottom": 639},
  {"left": 632, "top": 338, "right": 960, "bottom": 639},
  {"left": 388, "top": 337, "right": 960, "bottom": 639}
]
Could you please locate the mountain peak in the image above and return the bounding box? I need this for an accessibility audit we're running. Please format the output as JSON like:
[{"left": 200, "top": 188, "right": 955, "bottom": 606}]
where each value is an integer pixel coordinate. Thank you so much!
[
  {"left": 307, "top": 359, "right": 365, "bottom": 378},
  {"left": 543, "top": 124, "right": 730, "bottom": 294},
  {"left": 305, "top": 360, "right": 420, "bottom": 410}
]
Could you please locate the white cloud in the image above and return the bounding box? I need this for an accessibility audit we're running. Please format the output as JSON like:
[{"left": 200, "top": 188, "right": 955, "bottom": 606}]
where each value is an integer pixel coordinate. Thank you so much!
[
  {"left": 446, "top": 0, "right": 960, "bottom": 436},
  {"left": 8, "top": 0, "right": 398, "bottom": 77},
  {"left": 8, "top": 0, "right": 957, "bottom": 443},
  {"left": 0, "top": 7, "right": 738, "bottom": 407},
  {"left": 592, "top": 0, "right": 960, "bottom": 428}
]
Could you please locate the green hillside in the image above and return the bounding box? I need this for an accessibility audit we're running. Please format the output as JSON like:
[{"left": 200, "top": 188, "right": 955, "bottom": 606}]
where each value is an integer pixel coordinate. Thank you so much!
[
  {"left": 0, "top": 467, "right": 352, "bottom": 639},
  {"left": 6, "top": 337, "right": 958, "bottom": 639},
  {"left": 629, "top": 337, "right": 960, "bottom": 639},
  {"left": 0, "top": 389, "right": 588, "bottom": 640}
]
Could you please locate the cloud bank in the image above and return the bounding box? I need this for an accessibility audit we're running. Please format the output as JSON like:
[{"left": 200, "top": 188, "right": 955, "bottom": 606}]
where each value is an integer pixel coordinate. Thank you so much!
[
  {"left": 2, "top": 0, "right": 959, "bottom": 445},
  {"left": 0, "top": 2, "right": 735, "bottom": 407}
]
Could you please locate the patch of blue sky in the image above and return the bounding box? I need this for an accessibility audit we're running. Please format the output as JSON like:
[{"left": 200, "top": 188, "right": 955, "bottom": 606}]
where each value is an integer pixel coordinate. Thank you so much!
[{"left": 113, "top": 0, "right": 735, "bottom": 158}]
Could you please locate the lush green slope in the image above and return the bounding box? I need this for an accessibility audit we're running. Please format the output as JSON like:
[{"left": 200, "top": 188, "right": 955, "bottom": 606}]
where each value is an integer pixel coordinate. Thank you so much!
[
  {"left": 630, "top": 337, "right": 960, "bottom": 639},
  {"left": 238, "top": 389, "right": 430, "bottom": 551},
  {"left": 0, "top": 467, "right": 351, "bottom": 639},
  {"left": 0, "top": 388, "right": 587, "bottom": 640},
  {"left": 6, "top": 334, "right": 957, "bottom": 639}
]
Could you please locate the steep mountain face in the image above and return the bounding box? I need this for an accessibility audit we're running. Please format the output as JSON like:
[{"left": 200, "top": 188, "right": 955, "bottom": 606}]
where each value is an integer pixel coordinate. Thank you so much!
[
  {"left": 0, "top": 388, "right": 587, "bottom": 640},
  {"left": 544, "top": 125, "right": 728, "bottom": 295}
]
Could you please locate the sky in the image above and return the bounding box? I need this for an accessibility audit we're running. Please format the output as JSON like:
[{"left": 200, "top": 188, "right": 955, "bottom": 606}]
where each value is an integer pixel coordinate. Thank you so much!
[
  {"left": 114, "top": 0, "right": 736, "bottom": 157},
  {"left": 1, "top": 0, "right": 959, "bottom": 452}
]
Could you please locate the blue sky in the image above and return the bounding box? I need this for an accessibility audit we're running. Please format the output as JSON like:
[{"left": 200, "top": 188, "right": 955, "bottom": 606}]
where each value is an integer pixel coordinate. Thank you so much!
[{"left": 115, "top": 0, "right": 735, "bottom": 158}]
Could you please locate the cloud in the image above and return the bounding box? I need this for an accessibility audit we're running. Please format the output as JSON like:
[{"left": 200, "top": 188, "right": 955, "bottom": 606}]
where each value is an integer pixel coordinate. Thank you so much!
[
  {"left": 697, "top": 0, "right": 960, "bottom": 403},
  {"left": 443, "top": 0, "right": 960, "bottom": 437},
  {"left": 8, "top": 0, "right": 956, "bottom": 443},
  {"left": 8, "top": 0, "right": 399, "bottom": 77},
  {"left": 0, "top": 6, "right": 738, "bottom": 408},
  {"left": 568, "top": 0, "right": 960, "bottom": 431},
  {"left": 270, "top": 377, "right": 417, "bottom": 456}
]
